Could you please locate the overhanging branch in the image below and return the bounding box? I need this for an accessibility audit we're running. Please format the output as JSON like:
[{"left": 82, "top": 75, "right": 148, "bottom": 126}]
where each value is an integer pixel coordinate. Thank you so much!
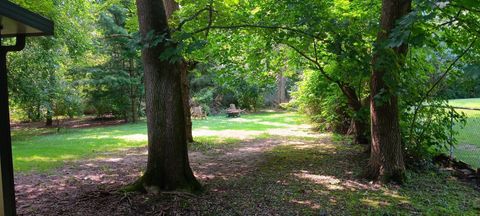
[{"left": 282, "top": 42, "right": 341, "bottom": 85}]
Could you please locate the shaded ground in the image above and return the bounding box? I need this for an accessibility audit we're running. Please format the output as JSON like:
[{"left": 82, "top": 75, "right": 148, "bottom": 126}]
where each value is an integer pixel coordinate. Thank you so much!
[
  {"left": 11, "top": 116, "right": 127, "bottom": 130},
  {"left": 14, "top": 137, "right": 297, "bottom": 215},
  {"left": 16, "top": 136, "right": 480, "bottom": 215},
  {"left": 12, "top": 112, "right": 480, "bottom": 215}
]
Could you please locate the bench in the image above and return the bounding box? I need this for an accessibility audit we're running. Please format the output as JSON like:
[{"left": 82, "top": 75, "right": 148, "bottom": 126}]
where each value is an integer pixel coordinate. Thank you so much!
[{"left": 226, "top": 104, "right": 244, "bottom": 118}]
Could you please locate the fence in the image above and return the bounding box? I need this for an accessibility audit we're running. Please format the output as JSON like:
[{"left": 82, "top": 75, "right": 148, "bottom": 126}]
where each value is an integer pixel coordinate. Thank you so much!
[{"left": 450, "top": 107, "right": 480, "bottom": 169}]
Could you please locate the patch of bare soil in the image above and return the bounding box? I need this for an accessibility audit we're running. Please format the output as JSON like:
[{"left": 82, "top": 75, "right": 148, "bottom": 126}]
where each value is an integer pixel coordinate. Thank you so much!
[
  {"left": 15, "top": 137, "right": 299, "bottom": 216},
  {"left": 11, "top": 116, "right": 127, "bottom": 130}
]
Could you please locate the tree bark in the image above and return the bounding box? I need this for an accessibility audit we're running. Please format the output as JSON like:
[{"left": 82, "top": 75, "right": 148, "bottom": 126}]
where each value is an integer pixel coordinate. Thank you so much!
[
  {"left": 163, "top": 0, "right": 179, "bottom": 19},
  {"left": 181, "top": 62, "right": 194, "bottom": 143},
  {"left": 368, "top": 0, "right": 411, "bottom": 183},
  {"left": 277, "top": 69, "right": 287, "bottom": 105},
  {"left": 340, "top": 85, "right": 369, "bottom": 144},
  {"left": 129, "top": 58, "right": 137, "bottom": 123},
  {"left": 135, "top": 0, "right": 200, "bottom": 192},
  {"left": 46, "top": 110, "right": 53, "bottom": 127},
  {"left": 164, "top": 0, "right": 194, "bottom": 143}
]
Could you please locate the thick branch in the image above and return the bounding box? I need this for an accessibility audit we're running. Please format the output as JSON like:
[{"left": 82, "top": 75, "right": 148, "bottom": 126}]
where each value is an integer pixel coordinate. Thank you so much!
[
  {"left": 191, "top": 24, "right": 323, "bottom": 41},
  {"left": 282, "top": 42, "right": 340, "bottom": 85},
  {"left": 422, "top": 37, "right": 476, "bottom": 104},
  {"left": 176, "top": 7, "right": 211, "bottom": 31}
]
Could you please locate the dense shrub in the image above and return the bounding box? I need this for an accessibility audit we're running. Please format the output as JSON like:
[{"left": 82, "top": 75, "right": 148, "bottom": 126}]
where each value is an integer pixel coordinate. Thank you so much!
[{"left": 291, "top": 70, "right": 351, "bottom": 133}]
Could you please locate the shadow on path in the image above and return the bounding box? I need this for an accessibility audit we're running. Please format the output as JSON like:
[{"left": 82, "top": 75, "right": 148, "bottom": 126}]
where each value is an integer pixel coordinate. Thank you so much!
[{"left": 15, "top": 135, "right": 480, "bottom": 215}]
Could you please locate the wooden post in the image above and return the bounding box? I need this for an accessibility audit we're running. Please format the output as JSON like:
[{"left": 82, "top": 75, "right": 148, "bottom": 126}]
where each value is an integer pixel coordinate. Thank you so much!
[{"left": 0, "top": 42, "right": 15, "bottom": 216}]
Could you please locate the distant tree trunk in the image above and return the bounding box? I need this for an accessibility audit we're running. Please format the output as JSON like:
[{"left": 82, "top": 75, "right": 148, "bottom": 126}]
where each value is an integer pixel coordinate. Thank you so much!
[
  {"left": 340, "top": 85, "right": 369, "bottom": 144},
  {"left": 164, "top": 0, "right": 193, "bottom": 143},
  {"left": 46, "top": 110, "right": 53, "bottom": 126},
  {"left": 276, "top": 69, "right": 287, "bottom": 105},
  {"left": 135, "top": 0, "right": 200, "bottom": 192},
  {"left": 163, "top": 0, "right": 179, "bottom": 19},
  {"left": 129, "top": 58, "right": 137, "bottom": 123},
  {"left": 368, "top": 0, "right": 411, "bottom": 183}
]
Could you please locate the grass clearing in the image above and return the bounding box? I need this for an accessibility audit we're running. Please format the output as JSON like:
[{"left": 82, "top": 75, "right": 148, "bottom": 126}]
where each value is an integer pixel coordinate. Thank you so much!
[
  {"left": 448, "top": 98, "right": 480, "bottom": 168},
  {"left": 11, "top": 111, "right": 480, "bottom": 215},
  {"left": 12, "top": 112, "right": 308, "bottom": 172},
  {"left": 450, "top": 98, "right": 480, "bottom": 109}
]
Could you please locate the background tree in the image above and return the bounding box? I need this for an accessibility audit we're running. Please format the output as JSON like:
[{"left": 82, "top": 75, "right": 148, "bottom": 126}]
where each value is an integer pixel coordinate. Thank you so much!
[
  {"left": 175, "top": 0, "right": 377, "bottom": 144},
  {"left": 8, "top": 0, "right": 93, "bottom": 125},
  {"left": 80, "top": 1, "right": 144, "bottom": 122}
]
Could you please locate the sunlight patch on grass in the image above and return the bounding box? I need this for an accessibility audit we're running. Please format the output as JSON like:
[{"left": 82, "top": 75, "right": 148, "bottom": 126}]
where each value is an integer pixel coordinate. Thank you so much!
[
  {"left": 361, "top": 198, "right": 390, "bottom": 208},
  {"left": 118, "top": 134, "right": 148, "bottom": 142},
  {"left": 290, "top": 199, "right": 322, "bottom": 210},
  {"left": 294, "top": 171, "right": 344, "bottom": 190},
  {"left": 449, "top": 98, "right": 480, "bottom": 109},
  {"left": 193, "top": 129, "right": 262, "bottom": 139},
  {"left": 11, "top": 112, "right": 312, "bottom": 172},
  {"left": 16, "top": 154, "right": 76, "bottom": 162}
]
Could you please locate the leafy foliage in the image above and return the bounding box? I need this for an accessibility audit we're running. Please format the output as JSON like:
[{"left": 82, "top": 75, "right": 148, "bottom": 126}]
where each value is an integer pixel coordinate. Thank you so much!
[{"left": 79, "top": 2, "right": 144, "bottom": 121}]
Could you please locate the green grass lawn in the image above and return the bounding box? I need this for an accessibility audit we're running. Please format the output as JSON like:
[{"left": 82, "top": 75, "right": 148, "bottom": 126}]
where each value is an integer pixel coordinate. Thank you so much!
[
  {"left": 449, "top": 98, "right": 480, "bottom": 109},
  {"left": 448, "top": 98, "right": 480, "bottom": 168},
  {"left": 453, "top": 109, "right": 480, "bottom": 168},
  {"left": 11, "top": 111, "right": 480, "bottom": 214},
  {"left": 12, "top": 112, "right": 307, "bottom": 172}
]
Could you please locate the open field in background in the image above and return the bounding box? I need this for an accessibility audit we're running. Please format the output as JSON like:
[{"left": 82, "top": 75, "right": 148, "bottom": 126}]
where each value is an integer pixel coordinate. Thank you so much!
[
  {"left": 450, "top": 98, "right": 480, "bottom": 109},
  {"left": 449, "top": 98, "right": 480, "bottom": 168},
  {"left": 11, "top": 112, "right": 308, "bottom": 172}
]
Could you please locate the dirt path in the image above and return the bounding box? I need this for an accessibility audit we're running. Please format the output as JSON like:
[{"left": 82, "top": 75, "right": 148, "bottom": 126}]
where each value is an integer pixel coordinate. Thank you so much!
[
  {"left": 15, "top": 136, "right": 315, "bottom": 215},
  {"left": 14, "top": 134, "right": 480, "bottom": 215}
]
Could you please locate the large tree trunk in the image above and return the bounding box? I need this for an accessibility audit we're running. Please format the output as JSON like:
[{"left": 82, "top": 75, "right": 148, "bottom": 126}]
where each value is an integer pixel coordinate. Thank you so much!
[
  {"left": 368, "top": 0, "right": 411, "bottom": 183},
  {"left": 164, "top": 0, "right": 194, "bottom": 143},
  {"left": 181, "top": 62, "right": 194, "bottom": 143},
  {"left": 135, "top": 0, "right": 200, "bottom": 192}
]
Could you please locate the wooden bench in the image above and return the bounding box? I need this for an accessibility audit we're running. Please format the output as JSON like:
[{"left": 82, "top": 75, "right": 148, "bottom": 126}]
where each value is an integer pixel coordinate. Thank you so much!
[{"left": 226, "top": 104, "right": 244, "bottom": 118}]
